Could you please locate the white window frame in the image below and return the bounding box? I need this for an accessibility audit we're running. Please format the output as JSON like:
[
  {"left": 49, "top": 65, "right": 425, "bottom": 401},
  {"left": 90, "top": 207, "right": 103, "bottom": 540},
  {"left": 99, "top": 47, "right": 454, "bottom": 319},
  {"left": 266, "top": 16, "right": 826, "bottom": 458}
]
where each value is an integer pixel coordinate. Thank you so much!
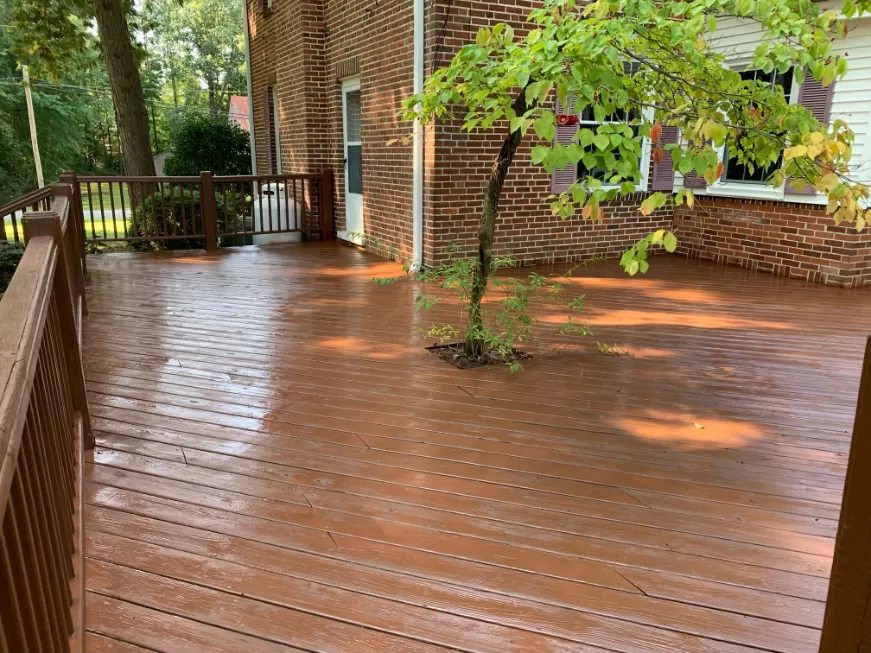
[
  {"left": 677, "top": 60, "right": 828, "bottom": 205},
  {"left": 576, "top": 106, "right": 652, "bottom": 193}
]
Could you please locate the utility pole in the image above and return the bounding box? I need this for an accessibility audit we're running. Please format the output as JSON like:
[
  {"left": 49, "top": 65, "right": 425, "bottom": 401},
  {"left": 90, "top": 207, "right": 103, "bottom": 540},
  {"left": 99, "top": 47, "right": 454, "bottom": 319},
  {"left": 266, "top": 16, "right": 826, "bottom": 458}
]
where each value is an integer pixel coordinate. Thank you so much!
[{"left": 22, "top": 65, "right": 44, "bottom": 188}]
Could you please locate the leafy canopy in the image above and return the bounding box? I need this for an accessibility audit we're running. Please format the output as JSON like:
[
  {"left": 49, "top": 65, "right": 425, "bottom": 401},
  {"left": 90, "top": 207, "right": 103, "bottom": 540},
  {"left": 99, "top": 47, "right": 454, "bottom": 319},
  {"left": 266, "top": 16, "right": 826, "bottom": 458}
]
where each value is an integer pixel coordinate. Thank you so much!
[{"left": 407, "top": 0, "right": 870, "bottom": 274}]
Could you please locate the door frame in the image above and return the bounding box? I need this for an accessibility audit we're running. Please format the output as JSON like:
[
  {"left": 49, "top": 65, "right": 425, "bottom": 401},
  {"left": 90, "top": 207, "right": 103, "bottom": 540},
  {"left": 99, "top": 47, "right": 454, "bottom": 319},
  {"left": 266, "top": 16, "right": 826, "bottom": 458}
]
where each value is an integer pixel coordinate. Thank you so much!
[{"left": 340, "top": 77, "right": 363, "bottom": 245}]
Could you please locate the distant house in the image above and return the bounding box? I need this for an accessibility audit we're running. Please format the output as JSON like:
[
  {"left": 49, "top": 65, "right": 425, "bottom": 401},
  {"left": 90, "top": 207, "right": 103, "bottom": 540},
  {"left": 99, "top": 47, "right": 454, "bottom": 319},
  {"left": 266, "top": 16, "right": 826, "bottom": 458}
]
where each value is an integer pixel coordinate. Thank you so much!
[
  {"left": 244, "top": 0, "right": 871, "bottom": 287},
  {"left": 229, "top": 96, "right": 250, "bottom": 133}
]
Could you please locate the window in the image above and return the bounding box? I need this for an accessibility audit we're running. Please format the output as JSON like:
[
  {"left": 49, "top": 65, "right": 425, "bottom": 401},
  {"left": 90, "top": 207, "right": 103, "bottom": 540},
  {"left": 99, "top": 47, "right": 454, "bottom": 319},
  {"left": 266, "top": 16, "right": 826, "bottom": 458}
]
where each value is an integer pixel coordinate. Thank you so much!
[
  {"left": 344, "top": 89, "right": 362, "bottom": 194},
  {"left": 722, "top": 69, "right": 793, "bottom": 184},
  {"left": 551, "top": 91, "right": 651, "bottom": 194},
  {"left": 264, "top": 86, "right": 280, "bottom": 173},
  {"left": 575, "top": 107, "right": 642, "bottom": 183}
]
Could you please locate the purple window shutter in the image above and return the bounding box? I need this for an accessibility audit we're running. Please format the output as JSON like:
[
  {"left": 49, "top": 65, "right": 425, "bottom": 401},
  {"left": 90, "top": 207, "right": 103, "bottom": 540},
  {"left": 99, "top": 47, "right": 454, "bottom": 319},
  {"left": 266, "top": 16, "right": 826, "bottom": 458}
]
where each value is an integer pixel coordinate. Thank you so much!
[
  {"left": 651, "top": 126, "right": 679, "bottom": 191},
  {"left": 683, "top": 139, "right": 709, "bottom": 188},
  {"left": 683, "top": 171, "right": 706, "bottom": 188},
  {"left": 551, "top": 94, "right": 579, "bottom": 193},
  {"left": 786, "top": 76, "right": 836, "bottom": 195},
  {"left": 264, "top": 87, "right": 274, "bottom": 174}
]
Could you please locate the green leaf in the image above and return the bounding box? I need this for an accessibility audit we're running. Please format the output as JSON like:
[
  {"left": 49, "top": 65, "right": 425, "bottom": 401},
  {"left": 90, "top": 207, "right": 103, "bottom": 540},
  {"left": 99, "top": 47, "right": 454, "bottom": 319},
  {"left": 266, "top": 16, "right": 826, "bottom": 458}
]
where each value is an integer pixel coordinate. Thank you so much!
[
  {"left": 533, "top": 112, "right": 555, "bottom": 141},
  {"left": 639, "top": 260, "right": 649, "bottom": 274},
  {"left": 531, "top": 145, "right": 550, "bottom": 164},
  {"left": 663, "top": 232, "right": 678, "bottom": 253},
  {"left": 628, "top": 260, "right": 640, "bottom": 276},
  {"left": 594, "top": 133, "right": 610, "bottom": 151},
  {"left": 516, "top": 70, "right": 530, "bottom": 87},
  {"left": 678, "top": 157, "right": 694, "bottom": 175},
  {"left": 706, "top": 15, "right": 717, "bottom": 32}
]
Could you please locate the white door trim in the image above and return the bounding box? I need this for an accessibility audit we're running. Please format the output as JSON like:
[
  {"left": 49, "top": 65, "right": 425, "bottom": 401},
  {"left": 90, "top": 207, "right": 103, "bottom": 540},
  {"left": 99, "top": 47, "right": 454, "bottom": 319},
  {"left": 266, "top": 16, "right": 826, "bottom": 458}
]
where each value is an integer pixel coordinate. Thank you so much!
[{"left": 339, "top": 77, "right": 363, "bottom": 245}]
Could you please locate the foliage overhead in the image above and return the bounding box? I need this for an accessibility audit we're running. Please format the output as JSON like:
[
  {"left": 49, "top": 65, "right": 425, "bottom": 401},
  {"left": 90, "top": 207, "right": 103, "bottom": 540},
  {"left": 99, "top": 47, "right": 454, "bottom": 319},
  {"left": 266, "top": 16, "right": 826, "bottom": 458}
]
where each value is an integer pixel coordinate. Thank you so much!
[
  {"left": 163, "top": 114, "right": 251, "bottom": 176},
  {"left": 407, "top": 0, "right": 870, "bottom": 274},
  {"left": 0, "top": 2, "right": 120, "bottom": 203},
  {"left": 141, "top": 0, "right": 247, "bottom": 114}
]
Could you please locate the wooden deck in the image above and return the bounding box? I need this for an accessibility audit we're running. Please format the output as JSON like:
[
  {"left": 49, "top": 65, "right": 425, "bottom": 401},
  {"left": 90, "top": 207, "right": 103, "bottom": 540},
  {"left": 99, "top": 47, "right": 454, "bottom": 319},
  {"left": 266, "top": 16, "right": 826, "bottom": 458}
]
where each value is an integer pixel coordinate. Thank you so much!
[{"left": 80, "top": 242, "right": 871, "bottom": 653}]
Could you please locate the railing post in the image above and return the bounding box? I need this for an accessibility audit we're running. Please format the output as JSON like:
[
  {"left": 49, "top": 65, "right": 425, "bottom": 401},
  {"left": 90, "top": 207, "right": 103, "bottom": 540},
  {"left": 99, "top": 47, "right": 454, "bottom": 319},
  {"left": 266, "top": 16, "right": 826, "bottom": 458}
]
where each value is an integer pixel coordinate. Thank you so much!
[
  {"left": 21, "top": 213, "right": 94, "bottom": 450},
  {"left": 200, "top": 171, "right": 218, "bottom": 252},
  {"left": 819, "top": 336, "right": 871, "bottom": 653},
  {"left": 51, "top": 182, "right": 88, "bottom": 318},
  {"left": 319, "top": 168, "right": 334, "bottom": 241},
  {"left": 58, "top": 171, "right": 86, "bottom": 277}
]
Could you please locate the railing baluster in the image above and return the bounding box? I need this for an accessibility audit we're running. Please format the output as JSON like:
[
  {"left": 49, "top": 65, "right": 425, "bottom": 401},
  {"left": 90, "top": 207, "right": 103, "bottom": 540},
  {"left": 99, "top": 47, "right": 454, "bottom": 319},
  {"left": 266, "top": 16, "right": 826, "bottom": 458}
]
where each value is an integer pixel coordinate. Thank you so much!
[
  {"left": 10, "top": 474, "right": 64, "bottom": 651},
  {"left": 150, "top": 182, "right": 158, "bottom": 240},
  {"left": 96, "top": 182, "right": 107, "bottom": 241},
  {"left": 221, "top": 182, "right": 228, "bottom": 238},
  {"left": 0, "top": 532, "right": 29, "bottom": 652},
  {"left": 232, "top": 182, "right": 239, "bottom": 235},
  {"left": 85, "top": 183, "right": 95, "bottom": 241},
  {"left": 267, "top": 177, "right": 274, "bottom": 234},
  {"left": 170, "top": 183, "right": 178, "bottom": 236},
  {"left": 4, "top": 492, "right": 47, "bottom": 651},
  {"left": 18, "top": 445, "right": 68, "bottom": 646},
  {"left": 189, "top": 182, "right": 197, "bottom": 236},
  {"left": 118, "top": 182, "right": 128, "bottom": 239},
  {"left": 258, "top": 180, "right": 264, "bottom": 235},
  {"left": 10, "top": 211, "right": 20, "bottom": 243},
  {"left": 107, "top": 181, "right": 117, "bottom": 239},
  {"left": 160, "top": 181, "right": 168, "bottom": 238}
]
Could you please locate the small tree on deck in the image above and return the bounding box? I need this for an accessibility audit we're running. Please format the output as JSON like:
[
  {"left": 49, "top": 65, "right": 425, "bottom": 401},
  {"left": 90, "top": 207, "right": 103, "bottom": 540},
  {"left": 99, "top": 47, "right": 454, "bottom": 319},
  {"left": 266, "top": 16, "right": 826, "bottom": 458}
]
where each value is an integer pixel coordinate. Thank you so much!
[{"left": 407, "top": 0, "right": 869, "bottom": 361}]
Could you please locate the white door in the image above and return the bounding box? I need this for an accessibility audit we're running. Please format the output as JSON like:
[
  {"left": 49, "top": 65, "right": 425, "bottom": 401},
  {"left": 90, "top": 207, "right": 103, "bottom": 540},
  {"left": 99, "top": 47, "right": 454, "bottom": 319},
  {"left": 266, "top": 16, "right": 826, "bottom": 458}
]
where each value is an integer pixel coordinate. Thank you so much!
[{"left": 340, "top": 79, "right": 363, "bottom": 245}]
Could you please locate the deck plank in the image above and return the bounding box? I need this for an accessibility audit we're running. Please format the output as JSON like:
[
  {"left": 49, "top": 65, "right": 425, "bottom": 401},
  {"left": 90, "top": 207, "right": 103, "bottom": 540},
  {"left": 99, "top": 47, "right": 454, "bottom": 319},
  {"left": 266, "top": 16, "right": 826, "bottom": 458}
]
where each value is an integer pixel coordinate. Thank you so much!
[{"left": 82, "top": 244, "right": 871, "bottom": 652}]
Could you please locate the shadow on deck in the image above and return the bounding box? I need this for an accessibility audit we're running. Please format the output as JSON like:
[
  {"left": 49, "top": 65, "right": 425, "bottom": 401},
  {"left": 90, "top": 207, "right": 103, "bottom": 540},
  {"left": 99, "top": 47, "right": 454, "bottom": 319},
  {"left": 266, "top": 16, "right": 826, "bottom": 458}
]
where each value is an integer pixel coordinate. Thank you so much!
[{"left": 81, "top": 242, "right": 871, "bottom": 653}]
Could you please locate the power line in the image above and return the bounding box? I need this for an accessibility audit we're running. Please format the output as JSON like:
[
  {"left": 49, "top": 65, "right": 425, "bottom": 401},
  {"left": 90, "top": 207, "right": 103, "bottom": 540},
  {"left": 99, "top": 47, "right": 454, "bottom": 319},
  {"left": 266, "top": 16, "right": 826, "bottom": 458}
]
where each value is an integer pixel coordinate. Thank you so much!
[{"left": 0, "top": 79, "right": 249, "bottom": 118}]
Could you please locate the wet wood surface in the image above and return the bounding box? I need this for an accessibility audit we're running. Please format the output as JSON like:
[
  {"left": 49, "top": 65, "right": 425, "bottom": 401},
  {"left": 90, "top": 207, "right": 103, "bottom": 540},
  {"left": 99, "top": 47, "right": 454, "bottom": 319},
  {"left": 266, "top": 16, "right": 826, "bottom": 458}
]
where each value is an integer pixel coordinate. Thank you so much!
[{"left": 81, "top": 243, "right": 871, "bottom": 652}]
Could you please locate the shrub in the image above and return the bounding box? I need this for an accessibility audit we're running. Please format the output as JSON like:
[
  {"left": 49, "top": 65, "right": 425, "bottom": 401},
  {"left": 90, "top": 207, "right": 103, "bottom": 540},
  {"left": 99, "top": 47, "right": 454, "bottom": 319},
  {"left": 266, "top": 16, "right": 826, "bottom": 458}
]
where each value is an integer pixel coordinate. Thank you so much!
[
  {"left": 128, "top": 185, "right": 248, "bottom": 250},
  {"left": 164, "top": 115, "right": 251, "bottom": 176},
  {"left": 0, "top": 241, "right": 24, "bottom": 295}
]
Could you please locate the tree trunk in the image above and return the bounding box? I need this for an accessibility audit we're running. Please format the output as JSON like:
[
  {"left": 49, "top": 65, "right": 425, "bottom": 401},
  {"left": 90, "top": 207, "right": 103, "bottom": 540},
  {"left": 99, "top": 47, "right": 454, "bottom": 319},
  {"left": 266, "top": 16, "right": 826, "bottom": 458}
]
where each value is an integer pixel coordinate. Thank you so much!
[
  {"left": 464, "top": 91, "right": 529, "bottom": 359},
  {"left": 93, "top": 0, "right": 155, "bottom": 180}
]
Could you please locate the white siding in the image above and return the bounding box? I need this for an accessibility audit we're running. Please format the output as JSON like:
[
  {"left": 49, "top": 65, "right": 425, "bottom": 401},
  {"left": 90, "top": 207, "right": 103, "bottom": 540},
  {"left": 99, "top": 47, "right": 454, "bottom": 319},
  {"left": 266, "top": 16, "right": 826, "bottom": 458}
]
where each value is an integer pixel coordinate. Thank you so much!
[{"left": 676, "top": 13, "right": 871, "bottom": 198}]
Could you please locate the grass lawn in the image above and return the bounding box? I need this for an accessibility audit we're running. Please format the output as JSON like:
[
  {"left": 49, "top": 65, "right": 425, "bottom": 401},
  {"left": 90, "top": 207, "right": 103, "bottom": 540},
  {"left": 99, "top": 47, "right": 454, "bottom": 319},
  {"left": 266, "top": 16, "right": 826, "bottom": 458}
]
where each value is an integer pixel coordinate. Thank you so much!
[{"left": 4, "top": 215, "right": 130, "bottom": 241}]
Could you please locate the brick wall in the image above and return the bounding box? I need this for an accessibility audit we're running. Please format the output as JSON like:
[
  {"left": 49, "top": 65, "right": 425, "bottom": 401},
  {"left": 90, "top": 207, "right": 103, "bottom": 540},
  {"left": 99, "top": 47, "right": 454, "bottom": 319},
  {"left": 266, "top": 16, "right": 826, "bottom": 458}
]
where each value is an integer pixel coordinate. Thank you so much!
[
  {"left": 426, "top": 0, "right": 671, "bottom": 267},
  {"left": 675, "top": 197, "right": 871, "bottom": 288},
  {"left": 249, "top": 0, "right": 422, "bottom": 260},
  {"left": 247, "top": 0, "right": 869, "bottom": 288},
  {"left": 247, "top": 0, "right": 328, "bottom": 174}
]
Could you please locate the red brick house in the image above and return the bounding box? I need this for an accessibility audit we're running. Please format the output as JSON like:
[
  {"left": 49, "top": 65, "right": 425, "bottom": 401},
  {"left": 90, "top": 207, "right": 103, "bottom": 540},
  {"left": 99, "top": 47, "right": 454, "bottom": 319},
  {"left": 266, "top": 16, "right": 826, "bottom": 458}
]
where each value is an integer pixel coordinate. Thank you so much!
[{"left": 243, "top": 0, "right": 871, "bottom": 287}]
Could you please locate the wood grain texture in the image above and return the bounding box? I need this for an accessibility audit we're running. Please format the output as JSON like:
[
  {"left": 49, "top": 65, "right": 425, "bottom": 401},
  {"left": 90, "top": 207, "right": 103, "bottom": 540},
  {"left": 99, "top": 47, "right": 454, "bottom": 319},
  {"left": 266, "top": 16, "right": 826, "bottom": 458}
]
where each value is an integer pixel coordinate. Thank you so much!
[
  {"left": 819, "top": 338, "right": 871, "bottom": 653},
  {"left": 80, "top": 243, "right": 871, "bottom": 653}
]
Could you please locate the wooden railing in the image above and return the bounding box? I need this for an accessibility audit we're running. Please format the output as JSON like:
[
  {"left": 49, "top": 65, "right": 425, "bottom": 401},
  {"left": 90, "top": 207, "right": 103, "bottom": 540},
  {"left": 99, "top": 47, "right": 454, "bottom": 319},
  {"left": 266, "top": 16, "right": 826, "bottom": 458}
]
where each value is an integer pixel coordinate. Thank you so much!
[
  {"left": 0, "top": 183, "right": 92, "bottom": 653},
  {"left": 0, "top": 186, "right": 53, "bottom": 244},
  {"left": 818, "top": 336, "right": 871, "bottom": 652},
  {"left": 74, "top": 169, "right": 334, "bottom": 249}
]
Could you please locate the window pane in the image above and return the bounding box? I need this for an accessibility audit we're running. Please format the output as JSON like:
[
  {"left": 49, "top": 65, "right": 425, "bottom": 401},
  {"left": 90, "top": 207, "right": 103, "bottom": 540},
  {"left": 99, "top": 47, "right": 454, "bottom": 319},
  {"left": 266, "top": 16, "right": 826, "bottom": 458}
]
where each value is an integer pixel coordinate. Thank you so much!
[
  {"left": 345, "top": 90, "right": 361, "bottom": 142},
  {"left": 347, "top": 144, "right": 362, "bottom": 194},
  {"left": 576, "top": 125, "right": 640, "bottom": 182},
  {"left": 724, "top": 68, "right": 791, "bottom": 183}
]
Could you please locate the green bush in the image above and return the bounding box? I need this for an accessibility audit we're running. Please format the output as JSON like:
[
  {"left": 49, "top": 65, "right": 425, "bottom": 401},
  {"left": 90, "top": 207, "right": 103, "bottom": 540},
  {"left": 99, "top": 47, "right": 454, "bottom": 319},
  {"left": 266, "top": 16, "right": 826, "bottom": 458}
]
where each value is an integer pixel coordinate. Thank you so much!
[
  {"left": 129, "top": 185, "right": 248, "bottom": 250},
  {"left": 164, "top": 115, "right": 251, "bottom": 176},
  {"left": 0, "top": 241, "right": 24, "bottom": 295}
]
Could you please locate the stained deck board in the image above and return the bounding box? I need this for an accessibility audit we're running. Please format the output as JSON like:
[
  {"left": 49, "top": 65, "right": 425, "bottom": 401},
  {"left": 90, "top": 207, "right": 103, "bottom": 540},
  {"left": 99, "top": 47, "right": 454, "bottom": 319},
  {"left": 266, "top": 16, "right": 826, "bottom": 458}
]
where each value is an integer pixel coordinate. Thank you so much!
[{"left": 81, "top": 243, "right": 871, "bottom": 652}]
